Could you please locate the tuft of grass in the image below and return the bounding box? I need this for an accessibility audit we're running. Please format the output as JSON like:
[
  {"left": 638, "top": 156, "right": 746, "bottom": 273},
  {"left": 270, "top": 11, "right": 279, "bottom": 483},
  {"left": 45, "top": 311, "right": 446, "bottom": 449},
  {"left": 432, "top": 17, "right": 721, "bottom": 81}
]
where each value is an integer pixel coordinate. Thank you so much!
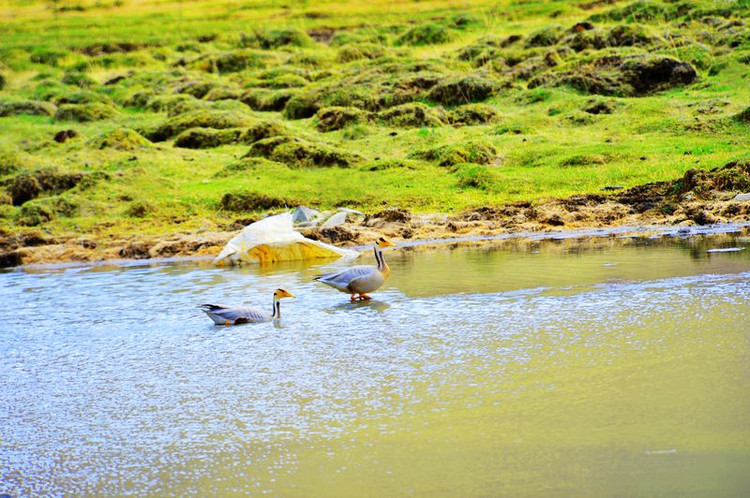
[{"left": 453, "top": 163, "right": 497, "bottom": 190}]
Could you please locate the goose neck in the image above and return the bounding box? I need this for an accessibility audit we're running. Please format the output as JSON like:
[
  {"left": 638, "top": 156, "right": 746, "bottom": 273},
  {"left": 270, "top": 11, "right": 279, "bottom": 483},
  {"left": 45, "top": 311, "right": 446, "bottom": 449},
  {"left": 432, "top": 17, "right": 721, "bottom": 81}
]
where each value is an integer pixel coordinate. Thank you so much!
[{"left": 374, "top": 246, "right": 389, "bottom": 273}]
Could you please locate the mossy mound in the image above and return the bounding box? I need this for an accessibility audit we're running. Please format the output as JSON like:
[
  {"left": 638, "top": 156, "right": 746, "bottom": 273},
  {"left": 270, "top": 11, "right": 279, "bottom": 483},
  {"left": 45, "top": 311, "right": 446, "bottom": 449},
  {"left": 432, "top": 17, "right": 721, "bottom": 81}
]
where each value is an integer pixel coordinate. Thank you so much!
[
  {"left": 608, "top": 160, "right": 750, "bottom": 216},
  {"left": 203, "top": 87, "right": 243, "bottom": 101},
  {"left": 448, "top": 104, "right": 499, "bottom": 125},
  {"left": 531, "top": 55, "right": 697, "bottom": 96},
  {"left": 35, "top": 169, "right": 86, "bottom": 192},
  {"left": 270, "top": 140, "right": 362, "bottom": 169},
  {"left": 583, "top": 99, "right": 618, "bottom": 115},
  {"left": 708, "top": 160, "right": 750, "bottom": 192},
  {"left": 241, "top": 88, "right": 299, "bottom": 112},
  {"left": 321, "top": 85, "right": 380, "bottom": 111},
  {"left": 172, "top": 80, "right": 215, "bottom": 99},
  {"left": 124, "top": 201, "right": 155, "bottom": 218},
  {"left": 174, "top": 121, "right": 285, "bottom": 149},
  {"left": 281, "top": 62, "right": 450, "bottom": 118},
  {"left": 606, "top": 24, "right": 657, "bottom": 47},
  {"left": 7, "top": 175, "right": 41, "bottom": 205},
  {"left": 525, "top": 26, "right": 563, "bottom": 47},
  {"left": 188, "top": 49, "right": 277, "bottom": 73},
  {"left": 54, "top": 90, "right": 115, "bottom": 106},
  {"left": 88, "top": 128, "right": 153, "bottom": 150},
  {"left": 31, "top": 80, "right": 70, "bottom": 102},
  {"left": 362, "top": 158, "right": 420, "bottom": 172},
  {"left": 146, "top": 94, "right": 204, "bottom": 116},
  {"left": 215, "top": 157, "right": 288, "bottom": 177},
  {"left": 283, "top": 91, "right": 323, "bottom": 119},
  {"left": 377, "top": 103, "right": 446, "bottom": 128},
  {"left": 15, "top": 195, "right": 78, "bottom": 226},
  {"left": 316, "top": 107, "right": 371, "bottom": 132},
  {"left": 219, "top": 191, "right": 297, "bottom": 212},
  {"left": 29, "top": 47, "right": 69, "bottom": 66},
  {"left": 61, "top": 72, "right": 96, "bottom": 88},
  {"left": 564, "top": 111, "right": 595, "bottom": 126},
  {"left": 7, "top": 169, "right": 85, "bottom": 205},
  {"left": 563, "top": 28, "right": 607, "bottom": 52},
  {"left": 453, "top": 163, "right": 496, "bottom": 190},
  {"left": 240, "top": 28, "right": 313, "bottom": 49},
  {"left": 336, "top": 43, "right": 386, "bottom": 63},
  {"left": 397, "top": 23, "right": 455, "bottom": 46},
  {"left": 590, "top": 0, "right": 686, "bottom": 23},
  {"left": 0, "top": 100, "right": 57, "bottom": 117},
  {"left": 122, "top": 90, "right": 155, "bottom": 108},
  {"left": 0, "top": 151, "right": 27, "bottom": 176},
  {"left": 243, "top": 136, "right": 297, "bottom": 157},
  {"left": 458, "top": 35, "right": 522, "bottom": 65},
  {"left": 244, "top": 121, "right": 287, "bottom": 142},
  {"left": 413, "top": 140, "right": 498, "bottom": 167},
  {"left": 427, "top": 75, "right": 501, "bottom": 106},
  {"left": 54, "top": 103, "right": 118, "bottom": 122},
  {"left": 245, "top": 73, "right": 310, "bottom": 89},
  {"left": 144, "top": 109, "right": 256, "bottom": 141},
  {"left": 735, "top": 107, "right": 750, "bottom": 123},
  {"left": 563, "top": 24, "right": 657, "bottom": 52},
  {"left": 329, "top": 28, "right": 391, "bottom": 47},
  {"left": 560, "top": 154, "right": 608, "bottom": 167},
  {"left": 244, "top": 136, "right": 362, "bottom": 168},
  {"left": 174, "top": 128, "right": 240, "bottom": 149}
]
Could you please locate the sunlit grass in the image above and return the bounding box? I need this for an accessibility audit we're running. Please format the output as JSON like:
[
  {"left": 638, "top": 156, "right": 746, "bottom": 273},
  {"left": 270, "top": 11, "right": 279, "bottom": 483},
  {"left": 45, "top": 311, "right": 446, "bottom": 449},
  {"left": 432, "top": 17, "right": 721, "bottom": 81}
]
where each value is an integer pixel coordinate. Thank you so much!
[{"left": 0, "top": 0, "right": 748, "bottom": 239}]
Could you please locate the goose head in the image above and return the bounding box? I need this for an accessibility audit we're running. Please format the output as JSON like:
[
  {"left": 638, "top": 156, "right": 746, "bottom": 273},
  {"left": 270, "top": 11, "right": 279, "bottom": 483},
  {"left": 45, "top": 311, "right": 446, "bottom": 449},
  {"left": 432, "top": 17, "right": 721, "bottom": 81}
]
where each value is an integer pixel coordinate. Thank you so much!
[
  {"left": 375, "top": 237, "right": 395, "bottom": 249},
  {"left": 273, "top": 288, "right": 295, "bottom": 300}
]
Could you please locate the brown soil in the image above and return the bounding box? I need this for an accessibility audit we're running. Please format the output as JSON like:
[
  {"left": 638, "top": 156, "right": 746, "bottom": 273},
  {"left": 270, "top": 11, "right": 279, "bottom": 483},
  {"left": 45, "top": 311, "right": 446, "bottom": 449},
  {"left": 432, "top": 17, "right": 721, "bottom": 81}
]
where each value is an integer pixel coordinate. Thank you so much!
[
  {"left": 0, "top": 231, "right": 233, "bottom": 267},
  {"left": 3, "top": 161, "right": 749, "bottom": 268}
]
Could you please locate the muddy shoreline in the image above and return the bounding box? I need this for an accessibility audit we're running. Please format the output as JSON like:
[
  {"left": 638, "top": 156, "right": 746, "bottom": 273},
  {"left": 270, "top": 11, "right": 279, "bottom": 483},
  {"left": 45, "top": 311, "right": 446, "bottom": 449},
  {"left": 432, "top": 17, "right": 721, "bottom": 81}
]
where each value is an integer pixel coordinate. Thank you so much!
[
  {"left": 4, "top": 216, "right": 749, "bottom": 271},
  {"left": 3, "top": 160, "right": 750, "bottom": 269}
]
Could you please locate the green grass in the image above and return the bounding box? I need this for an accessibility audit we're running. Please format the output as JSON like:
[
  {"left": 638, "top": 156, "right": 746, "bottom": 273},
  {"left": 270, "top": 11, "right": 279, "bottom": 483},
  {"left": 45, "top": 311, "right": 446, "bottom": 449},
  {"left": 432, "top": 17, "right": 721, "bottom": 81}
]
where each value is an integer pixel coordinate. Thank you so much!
[{"left": 0, "top": 0, "right": 749, "bottom": 239}]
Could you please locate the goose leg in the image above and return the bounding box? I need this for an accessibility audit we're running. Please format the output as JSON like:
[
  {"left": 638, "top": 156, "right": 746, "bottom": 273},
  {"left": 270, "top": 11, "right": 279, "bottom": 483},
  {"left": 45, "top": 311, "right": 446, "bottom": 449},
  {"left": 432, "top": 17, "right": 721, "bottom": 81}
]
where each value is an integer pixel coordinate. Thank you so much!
[
  {"left": 359, "top": 294, "right": 372, "bottom": 300},
  {"left": 350, "top": 294, "right": 358, "bottom": 301}
]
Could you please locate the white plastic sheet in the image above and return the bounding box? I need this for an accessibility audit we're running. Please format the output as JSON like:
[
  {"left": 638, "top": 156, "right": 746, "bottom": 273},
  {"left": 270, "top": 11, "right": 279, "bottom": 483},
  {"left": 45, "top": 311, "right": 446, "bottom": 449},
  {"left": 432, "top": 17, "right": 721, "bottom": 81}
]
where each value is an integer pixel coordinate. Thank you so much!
[{"left": 213, "top": 212, "right": 358, "bottom": 266}]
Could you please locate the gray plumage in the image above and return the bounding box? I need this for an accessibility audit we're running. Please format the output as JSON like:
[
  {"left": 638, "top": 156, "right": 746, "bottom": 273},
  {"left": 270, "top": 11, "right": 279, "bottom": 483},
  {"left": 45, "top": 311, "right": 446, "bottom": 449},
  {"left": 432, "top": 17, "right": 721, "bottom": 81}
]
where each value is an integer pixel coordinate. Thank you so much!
[
  {"left": 198, "top": 288, "right": 294, "bottom": 325},
  {"left": 314, "top": 265, "right": 387, "bottom": 294},
  {"left": 198, "top": 304, "right": 273, "bottom": 325},
  {"left": 314, "top": 238, "right": 394, "bottom": 299}
]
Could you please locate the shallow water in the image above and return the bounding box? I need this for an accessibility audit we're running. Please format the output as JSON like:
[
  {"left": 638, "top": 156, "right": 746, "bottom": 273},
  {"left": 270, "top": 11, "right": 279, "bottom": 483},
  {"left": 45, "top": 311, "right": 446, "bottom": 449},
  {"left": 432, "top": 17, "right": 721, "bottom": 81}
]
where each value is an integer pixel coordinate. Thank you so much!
[{"left": 2, "top": 234, "right": 750, "bottom": 496}]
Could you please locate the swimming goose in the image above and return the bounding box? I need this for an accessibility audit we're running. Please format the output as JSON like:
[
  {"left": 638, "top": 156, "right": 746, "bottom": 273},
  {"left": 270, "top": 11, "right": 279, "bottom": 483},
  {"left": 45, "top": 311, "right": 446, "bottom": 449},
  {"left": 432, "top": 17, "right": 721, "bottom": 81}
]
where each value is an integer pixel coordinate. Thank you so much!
[
  {"left": 199, "top": 288, "right": 295, "bottom": 325},
  {"left": 314, "top": 237, "right": 395, "bottom": 301}
]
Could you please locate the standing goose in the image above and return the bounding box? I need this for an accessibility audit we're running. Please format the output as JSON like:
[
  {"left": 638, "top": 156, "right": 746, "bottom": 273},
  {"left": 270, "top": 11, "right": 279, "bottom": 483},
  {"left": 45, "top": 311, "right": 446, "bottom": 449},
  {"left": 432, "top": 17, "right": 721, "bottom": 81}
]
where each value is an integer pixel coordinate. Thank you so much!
[
  {"left": 314, "top": 237, "right": 395, "bottom": 301},
  {"left": 199, "top": 288, "right": 295, "bottom": 325}
]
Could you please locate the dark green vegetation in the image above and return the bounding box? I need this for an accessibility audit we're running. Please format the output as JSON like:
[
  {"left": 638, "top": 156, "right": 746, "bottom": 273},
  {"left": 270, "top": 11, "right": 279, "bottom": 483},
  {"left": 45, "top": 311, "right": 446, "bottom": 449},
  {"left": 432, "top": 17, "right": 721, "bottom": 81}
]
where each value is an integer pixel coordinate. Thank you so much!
[{"left": 0, "top": 0, "right": 748, "bottom": 244}]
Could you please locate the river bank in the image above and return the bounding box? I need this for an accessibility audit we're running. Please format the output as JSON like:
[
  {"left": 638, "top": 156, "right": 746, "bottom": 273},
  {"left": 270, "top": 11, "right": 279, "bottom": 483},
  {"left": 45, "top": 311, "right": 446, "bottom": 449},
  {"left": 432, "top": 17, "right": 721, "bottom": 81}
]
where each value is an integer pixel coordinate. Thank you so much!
[{"left": 4, "top": 162, "right": 749, "bottom": 268}]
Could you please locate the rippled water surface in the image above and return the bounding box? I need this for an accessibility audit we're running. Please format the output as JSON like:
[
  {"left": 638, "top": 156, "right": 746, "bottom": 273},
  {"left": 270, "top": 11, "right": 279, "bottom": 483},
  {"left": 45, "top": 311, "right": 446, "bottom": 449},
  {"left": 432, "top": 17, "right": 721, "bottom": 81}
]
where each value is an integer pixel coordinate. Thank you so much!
[{"left": 2, "top": 234, "right": 750, "bottom": 496}]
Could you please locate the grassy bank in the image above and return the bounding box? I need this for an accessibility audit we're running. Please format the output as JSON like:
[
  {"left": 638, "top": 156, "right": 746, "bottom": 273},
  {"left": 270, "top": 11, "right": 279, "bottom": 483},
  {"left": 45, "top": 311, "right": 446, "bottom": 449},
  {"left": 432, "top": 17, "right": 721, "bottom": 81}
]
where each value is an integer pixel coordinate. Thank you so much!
[{"left": 1, "top": 0, "right": 749, "bottom": 247}]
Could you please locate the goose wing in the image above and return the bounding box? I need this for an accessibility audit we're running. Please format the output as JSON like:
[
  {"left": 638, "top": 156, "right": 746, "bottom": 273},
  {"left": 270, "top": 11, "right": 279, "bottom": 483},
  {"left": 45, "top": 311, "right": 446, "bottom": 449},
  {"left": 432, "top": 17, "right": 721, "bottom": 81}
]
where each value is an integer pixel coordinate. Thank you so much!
[
  {"left": 198, "top": 304, "right": 271, "bottom": 324},
  {"left": 314, "top": 265, "right": 378, "bottom": 292}
]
